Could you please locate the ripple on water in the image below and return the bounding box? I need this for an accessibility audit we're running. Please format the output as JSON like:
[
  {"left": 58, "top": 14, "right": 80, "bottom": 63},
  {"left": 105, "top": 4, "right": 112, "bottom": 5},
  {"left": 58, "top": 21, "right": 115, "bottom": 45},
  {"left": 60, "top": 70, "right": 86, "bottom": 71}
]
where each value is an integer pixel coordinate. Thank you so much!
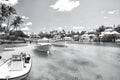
[{"left": 1, "top": 43, "right": 120, "bottom": 80}]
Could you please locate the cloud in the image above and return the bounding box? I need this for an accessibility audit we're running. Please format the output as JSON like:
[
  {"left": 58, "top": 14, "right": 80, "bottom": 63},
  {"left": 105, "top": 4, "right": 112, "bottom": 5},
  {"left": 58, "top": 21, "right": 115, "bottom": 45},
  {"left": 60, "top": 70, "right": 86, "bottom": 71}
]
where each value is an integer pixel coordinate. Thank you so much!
[
  {"left": 26, "top": 22, "right": 32, "bottom": 26},
  {"left": 42, "top": 27, "right": 46, "bottom": 30},
  {"left": 101, "top": 11, "right": 106, "bottom": 14},
  {"left": 72, "top": 26, "right": 84, "bottom": 30},
  {"left": 21, "top": 26, "right": 31, "bottom": 31},
  {"left": 50, "top": 0, "right": 80, "bottom": 12},
  {"left": 95, "top": 25, "right": 99, "bottom": 27},
  {"left": 108, "top": 9, "right": 120, "bottom": 15},
  {"left": 104, "top": 16, "right": 108, "bottom": 19},
  {"left": 57, "top": 27, "right": 62, "bottom": 30},
  {"left": 0, "top": 0, "right": 18, "bottom": 6},
  {"left": 22, "top": 16, "right": 29, "bottom": 20}
]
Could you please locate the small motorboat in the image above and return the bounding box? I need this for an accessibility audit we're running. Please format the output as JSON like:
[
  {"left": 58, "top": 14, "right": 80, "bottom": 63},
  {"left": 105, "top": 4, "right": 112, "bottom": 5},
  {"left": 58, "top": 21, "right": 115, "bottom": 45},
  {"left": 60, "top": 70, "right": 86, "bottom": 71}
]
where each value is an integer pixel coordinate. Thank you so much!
[
  {"left": 116, "top": 39, "right": 120, "bottom": 43},
  {"left": 51, "top": 41, "right": 67, "bottom": 47},
  {"left": 0, "top": 53, "right": 32, "bottom": 80},
  {"left": 35, "top": 38, "right": 51, "bottom": 54},
  {"left": 3, "top": 47, "right": 14, "bottom": 51}
]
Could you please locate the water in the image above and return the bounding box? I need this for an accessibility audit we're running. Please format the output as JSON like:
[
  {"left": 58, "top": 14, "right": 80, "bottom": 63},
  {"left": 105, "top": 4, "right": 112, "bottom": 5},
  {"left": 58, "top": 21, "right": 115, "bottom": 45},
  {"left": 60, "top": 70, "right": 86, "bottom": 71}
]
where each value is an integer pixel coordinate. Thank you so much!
[{"left": 0, "top": 42, "right": 120, "bottom": 80}]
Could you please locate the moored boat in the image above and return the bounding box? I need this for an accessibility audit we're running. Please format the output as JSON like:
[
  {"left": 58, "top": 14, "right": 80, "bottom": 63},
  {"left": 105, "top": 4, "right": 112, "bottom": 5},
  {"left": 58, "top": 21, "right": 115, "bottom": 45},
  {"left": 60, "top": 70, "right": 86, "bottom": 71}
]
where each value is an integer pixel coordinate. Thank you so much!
[
  {"left": 0, "top": 53, "right": 32, "bottom": 80},
  {"left": 116, "top": 39, "right": 120, "bottom": 43},
  {"left": 52, "top": 41, "right": 67, "bottom": 47},
  {"left": 1, "top": 40, "right": 26, "bottom": 44},
  {"left": 35, "top": 38, "right": 51, "bottom": 54}
]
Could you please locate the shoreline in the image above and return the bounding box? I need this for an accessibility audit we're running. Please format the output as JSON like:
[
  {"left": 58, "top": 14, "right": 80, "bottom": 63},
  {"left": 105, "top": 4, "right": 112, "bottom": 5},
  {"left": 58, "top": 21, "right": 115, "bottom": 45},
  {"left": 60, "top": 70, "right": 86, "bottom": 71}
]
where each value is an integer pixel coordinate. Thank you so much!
[
  {"left": 66, "top": 41, "right": 120, "bottom": 47},
  {"left": 1, "top": 40, "right": 120, "bottom": 46}
]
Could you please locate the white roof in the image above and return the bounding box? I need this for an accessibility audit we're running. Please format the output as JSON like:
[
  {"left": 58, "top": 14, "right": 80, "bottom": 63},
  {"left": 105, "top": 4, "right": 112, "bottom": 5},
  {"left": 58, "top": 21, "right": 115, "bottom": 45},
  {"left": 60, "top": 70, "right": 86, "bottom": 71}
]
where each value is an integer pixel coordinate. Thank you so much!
[
  {"left": 42, "top": 37, "right": 49, "bottom": 40},
  {"left": 0, "top": 32, "right": 5, "bottom": 35},
  {"left": 111, "top": 31, "right": 120, "bottom": 34}
]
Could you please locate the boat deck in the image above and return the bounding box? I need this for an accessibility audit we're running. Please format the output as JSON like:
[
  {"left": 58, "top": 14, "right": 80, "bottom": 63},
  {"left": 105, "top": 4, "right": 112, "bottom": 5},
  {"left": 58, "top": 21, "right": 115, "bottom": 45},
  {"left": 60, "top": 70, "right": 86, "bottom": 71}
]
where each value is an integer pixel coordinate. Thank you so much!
[
  {"left": 0, "top": 58, "right": 31, "bottom": 79},
  {"left": 10, "top": 61, "right": 23, "bottom": 71}
]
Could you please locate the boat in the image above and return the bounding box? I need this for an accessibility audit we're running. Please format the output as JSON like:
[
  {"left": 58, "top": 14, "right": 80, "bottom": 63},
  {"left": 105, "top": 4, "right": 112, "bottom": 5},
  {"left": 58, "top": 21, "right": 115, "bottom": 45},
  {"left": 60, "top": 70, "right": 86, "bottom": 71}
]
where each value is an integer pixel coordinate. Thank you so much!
[
  {"left": 0, "top": 53, "right": 32, "bottom": 80},
  {"left": 1, "top": 40, "right": 26, "bottom": 44},
  {"left": 3, "top": 47, "right": 14, "bottom": 51},
  {"left": 116, "top": 39, "right": 120, "bottom": 43},
  {"left": 35, "top": 38, "right": 51, "bottom": 54},
  {"left": 51, "top": 40, "right": 67, "bottom": 47}
]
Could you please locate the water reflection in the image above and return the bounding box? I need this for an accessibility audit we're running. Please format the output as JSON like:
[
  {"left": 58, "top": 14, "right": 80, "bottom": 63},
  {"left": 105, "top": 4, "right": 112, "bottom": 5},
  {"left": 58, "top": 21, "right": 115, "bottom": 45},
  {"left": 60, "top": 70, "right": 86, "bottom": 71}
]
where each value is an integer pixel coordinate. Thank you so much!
[
  {"left": 33, "top": 49, "right": 49, "bottom": 58},
  {"left": 0, "top": 42, "right": 120, "bottom": 80}
]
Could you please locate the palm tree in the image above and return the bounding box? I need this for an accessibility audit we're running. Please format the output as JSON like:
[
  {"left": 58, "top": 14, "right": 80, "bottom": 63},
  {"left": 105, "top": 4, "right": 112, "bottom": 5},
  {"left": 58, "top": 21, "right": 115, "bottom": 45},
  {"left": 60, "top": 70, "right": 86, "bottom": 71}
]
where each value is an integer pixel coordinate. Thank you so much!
[
  {"left": 114, "top": 25, "right": 120, "bottom": 33},
  {"left": 0, "top": 4, "right": 16, "bottom": 34},
  {"left": 95, "top": 25, "right": 106, "bottom": 42},
  {"left": 0, "top": 16, "right": 3, "bottom": 29},
  {"left": 11, "top": 16, "right": 24, "bottom": 31}
]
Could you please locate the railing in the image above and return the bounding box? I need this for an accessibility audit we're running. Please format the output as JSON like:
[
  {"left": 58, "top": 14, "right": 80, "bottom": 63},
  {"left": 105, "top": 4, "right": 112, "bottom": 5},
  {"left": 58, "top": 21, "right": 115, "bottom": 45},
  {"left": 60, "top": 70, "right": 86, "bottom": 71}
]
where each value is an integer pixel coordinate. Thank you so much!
[{"left": 0, "top": 58, "right": 11, "bottom": 67}]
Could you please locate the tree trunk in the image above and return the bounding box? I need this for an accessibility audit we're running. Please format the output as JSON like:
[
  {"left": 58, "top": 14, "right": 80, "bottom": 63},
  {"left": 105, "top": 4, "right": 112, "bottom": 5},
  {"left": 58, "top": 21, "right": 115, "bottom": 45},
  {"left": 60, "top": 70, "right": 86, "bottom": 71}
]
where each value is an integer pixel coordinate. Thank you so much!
[{"left": 6, "top": 17, "right": 10, "bottom": 36}]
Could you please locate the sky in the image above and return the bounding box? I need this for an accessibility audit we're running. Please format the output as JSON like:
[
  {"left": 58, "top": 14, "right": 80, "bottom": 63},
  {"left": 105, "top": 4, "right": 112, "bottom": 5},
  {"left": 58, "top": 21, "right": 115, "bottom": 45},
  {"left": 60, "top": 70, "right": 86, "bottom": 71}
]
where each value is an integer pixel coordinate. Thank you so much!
[{"left": 5, "top": 0, "right": 120, "bottom": 33}]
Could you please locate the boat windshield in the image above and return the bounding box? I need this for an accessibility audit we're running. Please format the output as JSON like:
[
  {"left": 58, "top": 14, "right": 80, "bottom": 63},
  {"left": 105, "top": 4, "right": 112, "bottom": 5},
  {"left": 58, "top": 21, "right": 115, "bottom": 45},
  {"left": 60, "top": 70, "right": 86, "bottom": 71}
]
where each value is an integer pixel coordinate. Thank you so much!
[{"left": 12, "top": 55, "right": 22, "bottom": 61}]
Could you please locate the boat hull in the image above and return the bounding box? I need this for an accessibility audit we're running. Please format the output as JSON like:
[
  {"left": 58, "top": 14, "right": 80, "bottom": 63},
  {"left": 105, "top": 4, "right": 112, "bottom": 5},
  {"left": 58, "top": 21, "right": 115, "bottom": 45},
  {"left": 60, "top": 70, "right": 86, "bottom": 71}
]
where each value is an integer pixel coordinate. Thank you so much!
[
  {"left": 52, "top": 41, "right": 67, "bottom": 47},
  {"left": 3, "top": 71, "right": 30, "bottom": 80},
  {"left": 1, "top": 40, "right": 26, "bottom": 44},
  {"left": 36, "top": 44, "right": 51, "bottom": 52},
  {"left": 0, "top": 54, "right": 32, "bottom": 80}
]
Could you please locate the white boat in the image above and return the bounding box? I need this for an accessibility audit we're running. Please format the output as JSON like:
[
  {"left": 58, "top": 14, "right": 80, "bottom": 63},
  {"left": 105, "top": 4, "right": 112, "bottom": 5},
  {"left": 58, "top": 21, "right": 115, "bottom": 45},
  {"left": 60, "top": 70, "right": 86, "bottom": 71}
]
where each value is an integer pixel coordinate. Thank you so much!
[
  {"left": 0, "top": 53, "right": 32, "bottom": 80},
  {"left": 35, "top": 38, "right": 51, "bottom": 54},
  {"left": 51, "top": 40, "right": 67, "bottom": 47},
  {"left": 3, "top": 47, "right": 14, "bottom": 51},
  {"left": 116, "top": 39, "right": 120, "bottom": 43}
]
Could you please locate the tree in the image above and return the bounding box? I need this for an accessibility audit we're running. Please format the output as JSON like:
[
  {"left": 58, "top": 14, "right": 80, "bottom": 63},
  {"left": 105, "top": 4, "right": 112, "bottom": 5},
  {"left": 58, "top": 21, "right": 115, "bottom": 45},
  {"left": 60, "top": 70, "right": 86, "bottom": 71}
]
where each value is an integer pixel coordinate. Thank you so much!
[
  {"left": 96, "top": 25, "right": 105, "bottom": 33},
  {"left": 0, "top": 26, "right": 5, "bottom": 32},
  {"left": 11, "top": 16, "right": 24, "bottom": 31},
  {"left": 0, "top": 4, "right": 16, "bottom": 33},
  {"left": 95, "top": 25, "right": 106, "bottom": 42},
  {"left": 114, "top": 25, "right": 120, "bottom": 33},
  {"left": 80, "top": 31, "right": 86, "bottom": 35},
  {"left": 10, "top": 30, "right": 28, "bottom": 38}
]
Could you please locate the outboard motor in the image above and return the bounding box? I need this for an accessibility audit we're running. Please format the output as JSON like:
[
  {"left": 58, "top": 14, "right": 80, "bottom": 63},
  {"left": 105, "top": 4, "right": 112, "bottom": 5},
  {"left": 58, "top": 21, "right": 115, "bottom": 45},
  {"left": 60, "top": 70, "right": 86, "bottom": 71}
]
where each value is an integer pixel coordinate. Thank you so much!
[
  {"left": 0, "top": 56, "right": 2, "bottom": 59},
  {"left": 25, "top": 55, "right": 31, "bottom": 63}
]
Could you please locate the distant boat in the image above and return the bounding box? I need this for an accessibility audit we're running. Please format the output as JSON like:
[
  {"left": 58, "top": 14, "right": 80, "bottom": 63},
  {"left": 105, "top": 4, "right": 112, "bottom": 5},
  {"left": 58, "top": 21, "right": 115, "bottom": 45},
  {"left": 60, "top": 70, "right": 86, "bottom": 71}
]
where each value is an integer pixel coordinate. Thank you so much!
[
  {"left": 35, "top": 38, "right": 51, "bottom": 54},
  {"left": 3, "top": 47, "right": 14, "bottom": 51},
  {"left": 116, "top": 39, "right": 120, "bottom": 43},
  {"left": 0, "top": 53, "right": 32, "bottom": 80},
  {"left": 1, "top": 40, "right": 26, "bottom": 44},
  {"left": 51, "top": 40, "right": 67, "bottom": 47}
]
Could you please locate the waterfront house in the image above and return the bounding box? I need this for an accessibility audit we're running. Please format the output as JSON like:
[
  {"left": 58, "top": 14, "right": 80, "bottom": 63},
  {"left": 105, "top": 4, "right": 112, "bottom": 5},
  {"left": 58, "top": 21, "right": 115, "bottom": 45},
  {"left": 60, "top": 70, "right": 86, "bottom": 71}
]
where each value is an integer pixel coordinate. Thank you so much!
[
  {"left": 81, "top": 33, "right": 97, "bottom": 42},
  {"left": 100, "top": 31, "right": 120, "bottom": 42},
  {"left": 0, "top": 32, "right": 5, "bottom": 39}
]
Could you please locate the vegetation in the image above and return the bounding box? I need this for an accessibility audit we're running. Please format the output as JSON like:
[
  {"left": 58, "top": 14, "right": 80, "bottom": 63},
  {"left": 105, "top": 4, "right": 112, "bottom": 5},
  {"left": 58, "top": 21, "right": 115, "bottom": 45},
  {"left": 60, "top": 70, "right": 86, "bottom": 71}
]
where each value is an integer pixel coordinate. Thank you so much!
[
  {"left": 11, "top": 16, "right": 24, "bottom": 31},
  {"left": 0, "top": 1, "right": 120, "bottom": 43},
  {"left": 0, "top": 2, "right": 29, "bottom": 41},
  {"left": 10, "top": 30, "right": 28, "bottom": 37},
  {"left": 38, "top": 24, "right": 120, "bottom": 43},
  {"left": 101, "top": 34, "right": 117, "bottom": 42},
  {"left": 114, "top": 25, "right": 120, "bottom": 33},
  {"left": 0, "top": 4, "right": 16, "bottom": 33}
]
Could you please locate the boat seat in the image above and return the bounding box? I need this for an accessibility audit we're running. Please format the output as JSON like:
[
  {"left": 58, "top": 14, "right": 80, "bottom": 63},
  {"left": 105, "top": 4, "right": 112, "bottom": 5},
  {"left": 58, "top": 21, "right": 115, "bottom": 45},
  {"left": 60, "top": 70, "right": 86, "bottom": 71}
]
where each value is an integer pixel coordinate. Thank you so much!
[{"left": 10, "top": 61, "right": 23, "bottom": 71}]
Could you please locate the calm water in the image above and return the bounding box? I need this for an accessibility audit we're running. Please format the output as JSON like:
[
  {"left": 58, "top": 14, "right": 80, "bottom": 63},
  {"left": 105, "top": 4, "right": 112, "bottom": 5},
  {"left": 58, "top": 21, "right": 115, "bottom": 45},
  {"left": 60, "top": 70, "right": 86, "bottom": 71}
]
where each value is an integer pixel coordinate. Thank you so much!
[{"left": 0, "top": 42, "right": 120, "bottom": 80}]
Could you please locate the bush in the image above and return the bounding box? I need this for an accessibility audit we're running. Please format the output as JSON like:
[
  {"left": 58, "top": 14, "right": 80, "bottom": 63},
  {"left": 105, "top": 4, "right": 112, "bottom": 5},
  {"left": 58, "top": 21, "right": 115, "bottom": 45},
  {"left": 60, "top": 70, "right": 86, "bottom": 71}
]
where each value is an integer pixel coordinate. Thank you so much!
[
  {"left": 101, "top": 34, "right": 117, "bottom": 42},
  {"left": 10, "top": 30, "right": 29, "bottom": 38}
]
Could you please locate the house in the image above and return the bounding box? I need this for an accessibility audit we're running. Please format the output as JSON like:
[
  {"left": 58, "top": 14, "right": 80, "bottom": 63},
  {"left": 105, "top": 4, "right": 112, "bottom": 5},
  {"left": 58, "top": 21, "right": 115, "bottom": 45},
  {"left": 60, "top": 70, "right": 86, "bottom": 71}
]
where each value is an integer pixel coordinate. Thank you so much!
[
  {"left": 81, "top": 33, "right": 97, "bottom": 42},
  {"left": 0, "top": 32, "right": 5, "bottom": 38},
  {"left": 100, "top": 31, "right": 120, "bottom": 42}
]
